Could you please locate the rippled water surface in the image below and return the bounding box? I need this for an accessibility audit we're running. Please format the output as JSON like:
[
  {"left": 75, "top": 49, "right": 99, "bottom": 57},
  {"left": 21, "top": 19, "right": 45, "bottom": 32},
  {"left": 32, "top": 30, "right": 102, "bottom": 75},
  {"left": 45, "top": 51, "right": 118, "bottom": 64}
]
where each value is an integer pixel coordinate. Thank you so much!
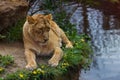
[{"left": 66, "top": 4, "right": 120, "bottom": 80}]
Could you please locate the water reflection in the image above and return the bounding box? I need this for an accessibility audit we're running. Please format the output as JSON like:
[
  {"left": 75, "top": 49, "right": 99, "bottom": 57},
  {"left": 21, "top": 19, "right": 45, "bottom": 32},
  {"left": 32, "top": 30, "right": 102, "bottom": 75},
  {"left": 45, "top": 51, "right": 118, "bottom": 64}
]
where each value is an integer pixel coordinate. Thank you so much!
[{"left": 69, "top": 4, "right": 120, "bottom": 80}]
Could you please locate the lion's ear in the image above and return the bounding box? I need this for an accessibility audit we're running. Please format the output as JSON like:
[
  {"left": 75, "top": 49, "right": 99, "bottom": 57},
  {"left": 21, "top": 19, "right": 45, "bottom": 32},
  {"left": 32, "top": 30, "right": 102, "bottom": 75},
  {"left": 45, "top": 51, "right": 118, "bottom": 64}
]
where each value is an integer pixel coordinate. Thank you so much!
[
  {"left": 27, "top": 16, "right": 35, "bottom": 24},
  {"left": 45, "top": 14, "right": 52, "bottom": 20}
]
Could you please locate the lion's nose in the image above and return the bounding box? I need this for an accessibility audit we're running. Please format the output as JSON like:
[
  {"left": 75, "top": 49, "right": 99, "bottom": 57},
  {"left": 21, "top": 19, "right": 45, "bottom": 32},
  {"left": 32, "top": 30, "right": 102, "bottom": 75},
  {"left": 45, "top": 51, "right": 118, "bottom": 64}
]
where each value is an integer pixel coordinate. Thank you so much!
[{"left": 44, "top": 39, "right": 48, "bottom": 42}]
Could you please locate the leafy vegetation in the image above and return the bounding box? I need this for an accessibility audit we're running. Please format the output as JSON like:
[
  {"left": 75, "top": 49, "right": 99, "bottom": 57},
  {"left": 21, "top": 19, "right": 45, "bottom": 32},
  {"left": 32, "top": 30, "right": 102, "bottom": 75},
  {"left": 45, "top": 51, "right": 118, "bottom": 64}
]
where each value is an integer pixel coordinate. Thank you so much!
[
  {"left": 0, "top": 55, "right": 14, "bottom": 74},
  {"left": 42, "top": 0, "right": 60, "bottom": 10},
  {"left": 42, "top": 0, "right": 100, "bottom": 8},
  {"left": 0, "top": 19, "right": 25, "bottom": 42},
  {"left": 0, "top": 55, "right": 14, "bottom": 67},
  {"left": 0, "top": 34, "right": 6, "bottom": 39}
]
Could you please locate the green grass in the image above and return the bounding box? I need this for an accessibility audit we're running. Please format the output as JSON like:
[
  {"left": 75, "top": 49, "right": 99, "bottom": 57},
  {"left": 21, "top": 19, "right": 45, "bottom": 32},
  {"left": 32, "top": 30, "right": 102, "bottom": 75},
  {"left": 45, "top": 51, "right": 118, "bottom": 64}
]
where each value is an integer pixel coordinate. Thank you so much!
[
  {"left": 2, "top": 19, "right": 25, "bottom": 42},
  {"left": 0, "top": 55, "right": 14, "bottom": 67},
  {"left": 0, "top": 55, "right": 14, "bottom": 74}
]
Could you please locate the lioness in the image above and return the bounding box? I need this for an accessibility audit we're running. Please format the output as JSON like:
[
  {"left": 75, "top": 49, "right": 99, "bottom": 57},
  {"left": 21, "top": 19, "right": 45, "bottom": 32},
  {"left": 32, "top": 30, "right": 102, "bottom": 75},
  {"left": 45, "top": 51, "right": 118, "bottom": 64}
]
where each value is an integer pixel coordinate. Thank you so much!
[{"left": 23, "top": 14, "right": 73, "bottom": 69}]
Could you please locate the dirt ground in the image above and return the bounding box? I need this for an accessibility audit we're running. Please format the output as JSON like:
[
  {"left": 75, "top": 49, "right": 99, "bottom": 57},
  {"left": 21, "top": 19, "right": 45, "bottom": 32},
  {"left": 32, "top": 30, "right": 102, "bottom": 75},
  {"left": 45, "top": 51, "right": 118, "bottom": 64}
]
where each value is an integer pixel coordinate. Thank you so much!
[
  {"left": 0, "top": 41, "right": 50, "bottom": 77},
  {"left": 0, "top": 41, "right": 26, "bottom": 77}
]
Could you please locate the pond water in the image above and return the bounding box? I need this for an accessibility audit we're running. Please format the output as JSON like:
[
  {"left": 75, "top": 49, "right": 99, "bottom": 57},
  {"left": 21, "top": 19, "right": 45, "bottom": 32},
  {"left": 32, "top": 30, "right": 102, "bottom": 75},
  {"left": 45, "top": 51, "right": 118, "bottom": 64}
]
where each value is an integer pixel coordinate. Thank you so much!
[{"left": 67, "top": 3, "right": 120, "bottom": 80}]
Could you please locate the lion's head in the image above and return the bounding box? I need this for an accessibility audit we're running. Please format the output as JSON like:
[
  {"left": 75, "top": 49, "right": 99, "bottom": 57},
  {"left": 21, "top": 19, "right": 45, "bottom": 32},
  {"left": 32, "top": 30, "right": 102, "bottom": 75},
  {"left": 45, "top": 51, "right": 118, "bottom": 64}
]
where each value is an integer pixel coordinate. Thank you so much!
[{"left": 27, "top": 14, "right": 52, "bottom": 44}]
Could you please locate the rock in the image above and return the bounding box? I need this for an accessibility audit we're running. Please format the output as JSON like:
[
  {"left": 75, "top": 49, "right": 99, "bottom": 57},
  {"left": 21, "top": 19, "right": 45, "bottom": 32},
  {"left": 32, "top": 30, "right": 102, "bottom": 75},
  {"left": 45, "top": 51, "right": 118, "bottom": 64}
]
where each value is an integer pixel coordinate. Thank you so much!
[
  {"left": 96, "top": 0, "right": 120, "bottom": 16},
  {"left": 0, "top": 0, "right": 28, "bottom": 32}
]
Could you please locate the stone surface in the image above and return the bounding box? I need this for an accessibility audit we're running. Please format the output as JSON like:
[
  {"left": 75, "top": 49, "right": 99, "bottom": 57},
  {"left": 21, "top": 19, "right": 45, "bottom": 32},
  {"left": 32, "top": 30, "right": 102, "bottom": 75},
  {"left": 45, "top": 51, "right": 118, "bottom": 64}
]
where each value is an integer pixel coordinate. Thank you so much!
[{"left": 0, "top": 0, "right": 28, "bottom": 32}]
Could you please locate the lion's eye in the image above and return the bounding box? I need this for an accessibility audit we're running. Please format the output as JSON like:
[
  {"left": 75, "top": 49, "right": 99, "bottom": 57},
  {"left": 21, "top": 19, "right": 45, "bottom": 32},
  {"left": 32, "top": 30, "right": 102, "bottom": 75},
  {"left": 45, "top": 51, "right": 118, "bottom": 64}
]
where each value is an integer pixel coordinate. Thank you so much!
[
  {"left": 39, "top": 30, "right": 43, "bottom": 34},
  {"left": 45, "top": 27, "right": 50, "bottom": 31},
  {"left": 36, "top": 30, "right": 42, "bottom": 34}
]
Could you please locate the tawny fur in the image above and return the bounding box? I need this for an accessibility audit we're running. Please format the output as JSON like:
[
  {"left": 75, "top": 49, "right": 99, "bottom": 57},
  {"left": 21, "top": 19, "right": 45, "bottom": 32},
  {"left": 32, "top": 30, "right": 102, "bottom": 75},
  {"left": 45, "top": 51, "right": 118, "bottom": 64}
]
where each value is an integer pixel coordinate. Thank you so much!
[{"left": 23, "top": 14, "right": 73, "bottom": 69}]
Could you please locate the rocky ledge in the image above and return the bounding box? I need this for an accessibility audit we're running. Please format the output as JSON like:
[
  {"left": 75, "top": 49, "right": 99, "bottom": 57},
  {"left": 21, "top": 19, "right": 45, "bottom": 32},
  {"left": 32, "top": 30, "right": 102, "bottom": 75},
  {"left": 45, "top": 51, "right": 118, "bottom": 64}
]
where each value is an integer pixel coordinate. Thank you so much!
[{"left": 0, "top": 0, "right": 28, "bottom": 32}]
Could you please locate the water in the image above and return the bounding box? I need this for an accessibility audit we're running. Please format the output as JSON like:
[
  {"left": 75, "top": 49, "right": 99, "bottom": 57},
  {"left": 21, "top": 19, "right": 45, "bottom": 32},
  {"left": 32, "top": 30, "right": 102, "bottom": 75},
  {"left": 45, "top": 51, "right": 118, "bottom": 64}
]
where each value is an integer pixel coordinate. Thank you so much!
[{"left": 68, "top": 4, "right": 120, "bottom": 80}]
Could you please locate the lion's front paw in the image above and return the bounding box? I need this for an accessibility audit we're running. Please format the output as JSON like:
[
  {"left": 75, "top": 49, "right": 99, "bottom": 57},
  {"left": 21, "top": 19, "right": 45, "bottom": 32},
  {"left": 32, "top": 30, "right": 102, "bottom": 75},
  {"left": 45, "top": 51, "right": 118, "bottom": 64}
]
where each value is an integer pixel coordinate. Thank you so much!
[
  {"left": 48, "top": 59, "right": 58, "bottom": 67},
  {"left": 66, "top": 43, "right": 73, "bottom": 48},
  {"left": 26, "top": 64, "right": 37, "bottom": 70}
]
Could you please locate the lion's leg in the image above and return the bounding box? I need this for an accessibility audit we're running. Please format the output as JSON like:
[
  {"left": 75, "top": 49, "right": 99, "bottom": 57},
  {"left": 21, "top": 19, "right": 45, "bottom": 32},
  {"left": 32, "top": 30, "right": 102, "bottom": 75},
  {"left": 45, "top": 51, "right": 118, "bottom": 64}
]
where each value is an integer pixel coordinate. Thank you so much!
[
  {"left": 25, "top": 49, "right": 37, "bottom": 69},
  {"left": 48, "top": 47, "right": 63, "bottom": 67},
  {"left": 60, "top": 29, "right": 73, "bottom": 48}
]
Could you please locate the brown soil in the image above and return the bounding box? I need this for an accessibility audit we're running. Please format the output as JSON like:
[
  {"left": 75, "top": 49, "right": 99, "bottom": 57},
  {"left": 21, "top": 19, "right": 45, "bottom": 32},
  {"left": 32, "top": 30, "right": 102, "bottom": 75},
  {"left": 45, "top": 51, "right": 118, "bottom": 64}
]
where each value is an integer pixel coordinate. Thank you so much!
[
  {"left": 0, "top": 41, "right": 49, "bottom": 78},
  {"left": 0, "top": 41, "right": 26, "bottom": 77}
]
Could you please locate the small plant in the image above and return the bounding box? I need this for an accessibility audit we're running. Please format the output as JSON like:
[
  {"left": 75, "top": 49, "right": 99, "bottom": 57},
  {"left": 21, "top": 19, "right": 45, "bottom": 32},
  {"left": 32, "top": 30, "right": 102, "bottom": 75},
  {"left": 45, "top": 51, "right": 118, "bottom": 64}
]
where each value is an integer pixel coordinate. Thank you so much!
[
  {"left": 42, "top": 0, "right": 62, "bottom": 10},
  {"left": 5, "top": 70, "right": 30, "bottom": 80},
  {"left": 0, "top": 55, "right": 14, "bottom": 75},
  {"left": 0, "top": 34, "right": 6, "bottom": 39},
  {"left": 0, "top": 77, "right": 4, "bottom": 80},
  {"left": 0, "top": 55, "right": 14, "bottom": 67},
  {"left": 3, "top": 19, "right": 25, "bottom": 42},
  {"left": 0, "top": 67, "right": 5, "bottom": 74}
]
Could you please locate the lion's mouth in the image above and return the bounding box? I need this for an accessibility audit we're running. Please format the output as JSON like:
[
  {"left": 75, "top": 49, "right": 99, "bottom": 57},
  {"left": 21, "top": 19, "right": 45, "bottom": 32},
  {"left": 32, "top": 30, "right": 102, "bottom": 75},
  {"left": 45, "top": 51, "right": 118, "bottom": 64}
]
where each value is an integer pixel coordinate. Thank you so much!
[{"left": 36, "top": 40, "right": 48, "bottom": 44}]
